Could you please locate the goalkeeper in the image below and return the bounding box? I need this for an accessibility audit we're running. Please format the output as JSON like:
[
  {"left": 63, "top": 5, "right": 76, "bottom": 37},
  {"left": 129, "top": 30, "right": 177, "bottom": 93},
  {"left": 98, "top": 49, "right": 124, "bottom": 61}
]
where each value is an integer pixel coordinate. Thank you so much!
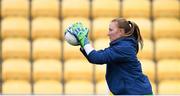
[{"left": 66, "top": 18, "right": 153, "bottom": 95}]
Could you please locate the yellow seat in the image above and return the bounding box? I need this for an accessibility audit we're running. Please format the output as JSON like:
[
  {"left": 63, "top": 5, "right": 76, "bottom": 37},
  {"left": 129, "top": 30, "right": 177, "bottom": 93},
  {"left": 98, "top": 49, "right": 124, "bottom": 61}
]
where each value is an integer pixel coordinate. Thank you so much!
[
  {"left": 140, "top": 59, "right": 155, "bottom": 81},
  {"left": 96, "top": 80, "right": 108, "bottom": 95},
  {"left": 2, "top": 80, "right": 31, "bottom": 94},
  {"left": 137, "top": 39, "right": 154, "bottom": 60},
  {"left": 155, "top": 38, "right": 180, "bottom": 60},
  {"left": 33, "top": 38, "right": 61, "bottom": 60},
  {"left": 63, "top": 42, "right": 84, "bottom": 60},
  {"left": 31, "top": 0, "right": 59, "bottom": 18},
  {"left": 34, "top": 80, "right": 62, "bottom": 94},
  {"left": 62, "top": 17, "right": 90, "bottom": 39},
  {"left": 33, "top": 59, "right": 62, "bottom": 81},
  {"left": 65, "top": 80, "right": 93, "bottom": 94},
  {"left": 159, "top": 80, "right": 180, "bottom": 94},
  {"left": 128, "top": 18, "right": 151, "bottom": 39},
  {"left": 95, "top": 65, "right": 106, "bottom": 82},
  {"left": 123, "top": 0, "right": 150, "bottom": 18},
  {"left": 2, "top": 59, "right": 30, "bottom": 81},
  {"left": 153, "top": 0, "right": 179, "bottom": 18},
  {"left": 92, "top": 17, "right": 114, "bottom": 40},
  {"left": 158, "top": 59, "right": 180, "bottom": 81},
  {"left": 2, "top": 38, "right": 30, "bottom": 60},
  {"left": 32, "top": 17, "right": 60, "bottom": 40},
  {"left": 94, "top": 38, "right": 109, "bottom": 50},
  {"left": 1, "top": 17, "right": 29, "bottom": 39},
  {"left": 1, "top": 0, "right": 29, "bottom": 17},
  {"left": 64, "top": 59, "right": 93, "bottom": 81},
  {"left": 92, "top": 0, "right": 120, "bottom": 18},
  {"left": 62, "top": 0, "right": 90, "bottom": 18},
  {"left": 154, "top": 18, "right": 180, "bottom": 39}
]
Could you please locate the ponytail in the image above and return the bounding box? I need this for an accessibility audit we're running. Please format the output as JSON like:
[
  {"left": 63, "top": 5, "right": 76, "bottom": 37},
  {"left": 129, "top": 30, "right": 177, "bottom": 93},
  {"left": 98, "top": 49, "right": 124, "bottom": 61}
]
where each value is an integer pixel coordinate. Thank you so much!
[{"left": 126, "top": 21, "right": 143, "bottom": 53}]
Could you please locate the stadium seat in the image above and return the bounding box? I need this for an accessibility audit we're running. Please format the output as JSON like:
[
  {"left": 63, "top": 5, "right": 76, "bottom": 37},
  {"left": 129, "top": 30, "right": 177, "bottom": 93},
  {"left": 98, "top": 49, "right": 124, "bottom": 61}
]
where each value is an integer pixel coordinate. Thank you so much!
[
  {"left": 32, "top": 17, "right": 60, "bottom": 40},
  {"left": 96, "top": 80, "right": 109, "bottom": 95},
  {"left": 65, "top": 80, "right": 93, "bottom": 94},
  {"left": 33, "top": 59, "right": 62, "bottom": 81},
  {"left": 62, "top": 17, "right": 91, "bottom": 39},
  {"left": 33, "top": 38, "right": 61, "bottom": 60},
  {"left": 157, "top": 59, "right": 180, "bottom": 81},
  {"left": 154, "top": 18, "right": 180, "bottom": 39},
  {"left": 92, "top": 0, "right": 120, "bottom": 18},
  {"left": 150, "top": 81, "right": 156, "bottom": 94},
  {"left": 2, "top": 80, "right": 31, "bottom": 94},
  {"left": 137, "top": 39, "right": 154, "bottom": 60},
  {"left": 2, "top": 59, "right": 30, "bottom": 81},
  {"left": 2, "top": 38, "right": 30, "bottom": 60},
  {"left": 159, "top": 80, "right": 180, "bottom": 94},
  {"left": 94, "top": 38, "right": 109, "bottom": 50},
  {"left": 34, "top": 80, "right": 62, "bottom": 94},
  {"left": 1, "top": 0, "right": 29, "bottom": 17},
  {"left": 62, "top": 0, "right": 90, "bottom": 18},
  {"left": 1, "top": 17, "right": 29, "bottom": 39},
  {"left": 140, "top": 59, "right": 155, "bottom": 81},
  {"left": 153, "top": 0, "right": 179, "bottom": 18},
  {"left": 128, "top": 18, "right": 152, "bottom": 39},
  {"left": 155, "top": 38, "right": 180, "bottom": 60},
  {"left": 31, "top": 0, "right": 59, "bottom": 18},
  {"left": 64, "top": 59, "right": 93, "bottom": 81},
  {"left": 95, "top": 65, "right": 106, "bottom": 82},
  {"left": 123, "top": 0, "right": 150, "bottom": 18},
  {"left": 92, "top": 17, "right": 114, "bottom": 40},
  {"left": 63, "top": 42, "right": 84, "bottom": 60}
]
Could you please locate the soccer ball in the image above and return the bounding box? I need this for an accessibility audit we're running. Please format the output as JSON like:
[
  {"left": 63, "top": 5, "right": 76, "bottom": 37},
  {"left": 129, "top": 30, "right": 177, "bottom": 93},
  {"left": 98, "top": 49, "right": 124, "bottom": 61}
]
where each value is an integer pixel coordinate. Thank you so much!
[{"left": 64, "top": 31, "right": 79, "bottom": 46}]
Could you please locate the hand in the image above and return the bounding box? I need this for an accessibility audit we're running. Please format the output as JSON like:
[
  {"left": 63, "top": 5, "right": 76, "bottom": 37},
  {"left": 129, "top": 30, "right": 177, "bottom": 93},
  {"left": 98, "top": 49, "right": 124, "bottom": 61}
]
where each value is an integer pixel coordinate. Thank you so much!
[{"left": 66, "top": 22, "right": 90, "bottom": 48}]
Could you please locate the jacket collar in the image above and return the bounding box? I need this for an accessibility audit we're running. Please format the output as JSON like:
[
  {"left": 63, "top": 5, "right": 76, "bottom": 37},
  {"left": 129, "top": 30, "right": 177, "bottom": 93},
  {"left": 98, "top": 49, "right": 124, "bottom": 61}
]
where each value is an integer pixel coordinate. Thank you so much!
[{"left": 109, "top": 36, "right": 136, "bottom": 46}]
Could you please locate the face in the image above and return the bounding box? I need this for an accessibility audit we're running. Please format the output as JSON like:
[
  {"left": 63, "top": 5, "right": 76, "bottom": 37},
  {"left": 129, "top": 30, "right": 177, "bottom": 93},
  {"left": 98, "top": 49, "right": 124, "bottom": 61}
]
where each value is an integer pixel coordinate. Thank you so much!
[{"left": 108, "top": 21, "right": 125, "bottom": 42}]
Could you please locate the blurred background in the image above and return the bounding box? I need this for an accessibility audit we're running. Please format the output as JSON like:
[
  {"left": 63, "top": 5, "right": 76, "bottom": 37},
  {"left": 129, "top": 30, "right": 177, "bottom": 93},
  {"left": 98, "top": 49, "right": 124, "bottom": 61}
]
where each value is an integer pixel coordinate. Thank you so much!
[{"left": 0, "top": 0, "right": 180, "bottom": 95}]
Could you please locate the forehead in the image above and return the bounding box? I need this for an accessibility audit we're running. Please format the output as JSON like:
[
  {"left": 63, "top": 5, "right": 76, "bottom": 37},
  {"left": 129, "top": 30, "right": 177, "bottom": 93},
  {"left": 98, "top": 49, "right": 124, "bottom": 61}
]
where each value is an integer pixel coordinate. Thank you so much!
[{"left": 109, "top": 21, "right": 118, "bottom": 28}]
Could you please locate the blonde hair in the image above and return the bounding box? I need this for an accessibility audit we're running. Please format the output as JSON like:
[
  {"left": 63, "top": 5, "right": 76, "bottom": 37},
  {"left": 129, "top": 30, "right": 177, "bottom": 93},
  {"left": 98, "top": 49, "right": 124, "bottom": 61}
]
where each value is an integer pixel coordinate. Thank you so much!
[{"left": 112, "top": 18, "right": 143, "bottom": 53}]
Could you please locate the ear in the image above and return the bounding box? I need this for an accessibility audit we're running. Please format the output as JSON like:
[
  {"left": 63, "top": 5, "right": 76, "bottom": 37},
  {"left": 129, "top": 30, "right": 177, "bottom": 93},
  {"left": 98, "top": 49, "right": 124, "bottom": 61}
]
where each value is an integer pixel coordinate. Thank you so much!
[{"left": 118, "top": 28, "right": 125, "bottom": 35}]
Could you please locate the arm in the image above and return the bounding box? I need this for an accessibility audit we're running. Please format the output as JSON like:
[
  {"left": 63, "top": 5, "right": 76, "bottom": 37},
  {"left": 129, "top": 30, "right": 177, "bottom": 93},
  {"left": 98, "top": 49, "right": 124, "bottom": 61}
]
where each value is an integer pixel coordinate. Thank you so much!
[{"left": 81, "top": 44, "right": 136, "bottom": 64}]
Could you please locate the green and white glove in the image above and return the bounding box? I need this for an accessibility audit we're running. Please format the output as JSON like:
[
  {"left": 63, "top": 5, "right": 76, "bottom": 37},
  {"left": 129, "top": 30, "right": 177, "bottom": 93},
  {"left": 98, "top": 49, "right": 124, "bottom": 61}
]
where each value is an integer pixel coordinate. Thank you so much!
[{"left": 70, "top": 22, "right": 90, "bottom": 48}]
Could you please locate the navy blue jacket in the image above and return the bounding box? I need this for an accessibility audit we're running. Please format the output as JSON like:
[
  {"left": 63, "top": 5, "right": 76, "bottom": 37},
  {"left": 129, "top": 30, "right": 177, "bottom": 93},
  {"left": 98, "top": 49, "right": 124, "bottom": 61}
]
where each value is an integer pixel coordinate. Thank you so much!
[{"left": 80, "top": 37, "right": 153, "bottom": 95}]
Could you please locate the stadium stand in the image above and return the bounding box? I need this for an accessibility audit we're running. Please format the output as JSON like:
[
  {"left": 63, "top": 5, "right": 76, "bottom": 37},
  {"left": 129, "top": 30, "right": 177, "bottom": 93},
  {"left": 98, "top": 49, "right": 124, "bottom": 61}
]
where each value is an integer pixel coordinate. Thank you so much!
[
  {"left": 63, "top": 42, "right": 84, "bottom": 60},
  {"left": 32, "top": 17, "right": 61, "bottom": 40},
  {"left": 31, "top": 0, "right": 59, "bottom": 18},
  {"left": 2, "top": 59, "right": 31, "bottom": 81},
  {"left": 92, "top": 17, "right": 115, "bottom": 40},
  {"left": 64, "top": 59, "right": 93, "bottom": 81},
  {"left": 122, "top": 0, "right": 150, "bottom": 18},
  {"left": 33, "top": 59, "right": 62, "bottom": 81},
  {"left": 159, "top": 80, "right": 180, "bottom": 94},
  {"left": 32, "top": 38, "right": 61, "bottom": 60},
  {"left": 140, "top": 59, "right": 155, "bottom": 81},
  {"left": 34, "top": 80, "right": 62, "bottom": 94},
  {"left": 2, "top": 80, "right": 31, "bottom": 94},
  {"left": 92, "top": 0, "right": 120, "bottom": 18},
  {"left": 154, "top": 18, "right": 180, "bottom": 39},
  {"left": 2, "top": 38, "right": 30, "bottom": 60},
  {"left": 1, "top": 17, "right": 30, "bottom": 39},
  {"left": 157, "top": 59, "right": 180, "bottom": 81},
  {"left": 96, "top": 80, "right": 108, "bottom": 95},
  {"left": 65, "top": 80, "right": 93, "bottom": 94},
  {"left": 155, "top": 38, "right": 180, "bottom": 60},
  {"left": 62, "top": 0, "right": 90, "bottom": 18},
  {"left": 153, "top": 0, "right": 180, "bottom": 18},
  {"left": 1, "top": 0, "right": 29, "bottom": 18},
  {"left": 138, "top": 39, "right": 154, "bottom": 60}
]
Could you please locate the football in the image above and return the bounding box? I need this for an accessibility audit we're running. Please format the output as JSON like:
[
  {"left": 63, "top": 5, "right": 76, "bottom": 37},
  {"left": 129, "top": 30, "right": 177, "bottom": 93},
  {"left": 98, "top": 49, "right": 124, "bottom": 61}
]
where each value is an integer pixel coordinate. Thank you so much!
[{"left": 64, "top": 31, "right": 79, "bottom": 46}]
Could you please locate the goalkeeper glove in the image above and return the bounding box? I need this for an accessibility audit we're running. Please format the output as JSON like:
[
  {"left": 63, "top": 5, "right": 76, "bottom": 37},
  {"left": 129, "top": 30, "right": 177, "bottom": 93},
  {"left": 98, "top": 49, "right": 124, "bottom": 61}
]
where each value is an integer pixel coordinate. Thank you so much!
[{"left": 67, "top": 22, "right": 90, "bottom": 48}]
